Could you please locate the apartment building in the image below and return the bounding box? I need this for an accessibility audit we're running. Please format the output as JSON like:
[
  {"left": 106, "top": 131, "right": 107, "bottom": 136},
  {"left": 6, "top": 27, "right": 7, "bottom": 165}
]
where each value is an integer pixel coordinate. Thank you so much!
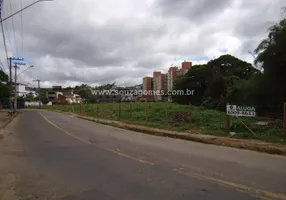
[
  {"left": 142, "top": 76, "right": 153, "bottom": 101},
  {"left": 177, "top": 61, "right": 192, "bottom": 77},
  {"left": 153, "top": 72, "right": 166, "bottom": 101},
  {"left": 167, "top": 66, "right": 178, "bottom": 91},
  {"left": 142, "top": 61, "right": 192, "bottom": 102}
]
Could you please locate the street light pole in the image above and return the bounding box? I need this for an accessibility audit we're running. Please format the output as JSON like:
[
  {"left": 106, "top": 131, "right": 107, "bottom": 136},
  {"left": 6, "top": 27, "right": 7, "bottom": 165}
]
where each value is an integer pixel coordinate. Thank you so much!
[{"left": 0, "top": 0, "right": 54, "bottom": 23}]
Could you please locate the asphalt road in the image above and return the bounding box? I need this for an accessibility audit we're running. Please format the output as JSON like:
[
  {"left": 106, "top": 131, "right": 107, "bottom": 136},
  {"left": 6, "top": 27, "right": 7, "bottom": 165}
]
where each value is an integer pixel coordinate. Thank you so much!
[{"left": 0, "top": 110, "right": 286, "bottom": 200}]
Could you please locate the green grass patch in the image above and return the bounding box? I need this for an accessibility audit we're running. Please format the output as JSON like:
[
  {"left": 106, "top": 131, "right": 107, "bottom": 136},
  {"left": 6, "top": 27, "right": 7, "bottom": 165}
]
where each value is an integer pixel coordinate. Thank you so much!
[{"left": 37, "top": 102, "right": 285, "bottom": 144}]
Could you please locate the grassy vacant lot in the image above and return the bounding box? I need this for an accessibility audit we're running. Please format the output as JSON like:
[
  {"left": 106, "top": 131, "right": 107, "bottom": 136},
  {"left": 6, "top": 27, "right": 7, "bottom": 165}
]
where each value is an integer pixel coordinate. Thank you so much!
[{"left": 41, "top": 102, "right": 285, "bottom": 144}]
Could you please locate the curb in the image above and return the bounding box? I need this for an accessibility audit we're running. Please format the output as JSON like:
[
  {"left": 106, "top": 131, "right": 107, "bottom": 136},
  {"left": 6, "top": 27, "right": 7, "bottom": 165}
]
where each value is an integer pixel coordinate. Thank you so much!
[{"left": 51, "top": 110, "right": 286, "bottom": 155}]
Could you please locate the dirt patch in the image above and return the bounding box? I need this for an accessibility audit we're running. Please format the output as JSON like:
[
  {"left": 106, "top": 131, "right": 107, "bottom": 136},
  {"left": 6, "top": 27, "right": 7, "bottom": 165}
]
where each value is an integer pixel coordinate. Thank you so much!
[
  {"left": 56, "top": 110, "right": 286, "bottom": 155},
  {"left": 0, "top": 111, "right": 17, "bottom": 142},
  {"left": 0, "top": 172, "right": 17, "bottom": 200},
  {"left": 0, "top": 112, "right": 10, "bottom": 127}
]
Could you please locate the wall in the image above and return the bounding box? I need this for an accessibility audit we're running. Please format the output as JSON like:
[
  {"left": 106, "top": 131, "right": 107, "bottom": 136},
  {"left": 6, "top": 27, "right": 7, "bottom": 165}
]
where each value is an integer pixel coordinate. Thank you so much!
[{"left": 25, "top": 101, "right": 44, "bottom": 107}]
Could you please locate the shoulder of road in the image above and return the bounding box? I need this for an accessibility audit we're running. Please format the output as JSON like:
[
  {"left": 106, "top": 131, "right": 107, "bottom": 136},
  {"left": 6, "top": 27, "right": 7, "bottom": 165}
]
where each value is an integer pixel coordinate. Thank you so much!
[{"left": 0, "top": 110, "right": 19, "bottom": 141}]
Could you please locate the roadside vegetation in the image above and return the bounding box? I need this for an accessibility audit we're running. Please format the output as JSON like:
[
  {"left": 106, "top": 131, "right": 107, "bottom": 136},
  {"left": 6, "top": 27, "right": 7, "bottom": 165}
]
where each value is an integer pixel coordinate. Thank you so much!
[{"left": 41, "top": 102, "right": 285, "bottom": 144}]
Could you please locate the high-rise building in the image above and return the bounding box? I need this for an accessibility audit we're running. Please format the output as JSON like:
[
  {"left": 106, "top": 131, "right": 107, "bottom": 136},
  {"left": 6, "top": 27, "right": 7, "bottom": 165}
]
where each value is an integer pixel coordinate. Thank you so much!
[
  {"left": 182, "top": 61, "right": 192, "bottom": 71},
  {"left": 177, "top": 61, "right": 192, "bottom": 76},
  {"left": 142, "top": 61, "right": 192, "bottom": 102},
  {"left": 142, "top": 77, "right": 152, "bottom": 91},
  {"left": 142, "top": 76, "right": 153, "bottom": 101},
  {"left": 153, "top": 72, "right": 166, "bottom": 101},
  {"left": 167, "top": 66, "right": 178, "bottom": 91},
  {"left": 167, "top": 61, "right": 192, "bottom": 101}
]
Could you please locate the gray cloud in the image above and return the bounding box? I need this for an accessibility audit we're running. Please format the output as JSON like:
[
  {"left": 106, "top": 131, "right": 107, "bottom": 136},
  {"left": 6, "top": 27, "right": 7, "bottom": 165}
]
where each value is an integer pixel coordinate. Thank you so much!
[
  {"left": 1, "top": 0, "right": 285, "bottom": 88},
  {"left": 155, "top": 0, "right": 235, "bottom": 22},
  {"left": 234, "top": 1, "right": 285, "bottom": 38}
]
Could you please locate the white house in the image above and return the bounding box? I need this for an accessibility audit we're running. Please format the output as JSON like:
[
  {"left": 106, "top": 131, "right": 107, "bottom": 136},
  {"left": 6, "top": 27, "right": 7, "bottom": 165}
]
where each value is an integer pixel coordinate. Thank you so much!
[{"left": 16, "top": 83, "right": 37, "bottom": 97}]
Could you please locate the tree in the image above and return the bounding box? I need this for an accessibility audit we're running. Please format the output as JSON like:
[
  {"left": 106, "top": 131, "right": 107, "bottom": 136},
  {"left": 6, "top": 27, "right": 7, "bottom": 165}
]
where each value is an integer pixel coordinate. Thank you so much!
[
  {"left": 0, "top": 70, "right": 10, "bottom": 100},
  {"left": 172, "top": 54, "right": 259, "bottom": 109},
  {"left": 172, "top": 64, "right": 209, "bottom": 105},
  {"left": 254, "top": 7, "right": 286, "bottom": 105},
  {"left": 74, "top": 84, "right": 92, "bottom": 100}
]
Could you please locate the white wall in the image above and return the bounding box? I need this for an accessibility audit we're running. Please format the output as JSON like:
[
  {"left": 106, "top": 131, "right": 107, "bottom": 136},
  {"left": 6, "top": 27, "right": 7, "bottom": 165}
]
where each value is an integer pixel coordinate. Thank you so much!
[
  {"left": 24, "top": 101, "right": 53, "bottom": 107},
  {"left": 25, "top": 101, "right": 43, "bottom": 107}
]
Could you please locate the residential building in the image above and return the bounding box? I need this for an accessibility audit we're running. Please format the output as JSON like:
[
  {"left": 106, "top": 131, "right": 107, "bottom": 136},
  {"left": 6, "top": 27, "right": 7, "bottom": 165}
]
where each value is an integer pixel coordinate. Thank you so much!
[
  {"left": 46, "top": 86, "right": 82, "bottom": 104},
  {"left": 177, "top": 61, "right": 192, "bottom": 77},
  {"left": 167, "top": 66, "right": 178, "bottom": 91},
  {"left": 166, "top": 61, "right": 192, "bottom": 101},
  {"left": 15, "top": 83, "right": 37, "bottom": 97},
  {"left": 164, "top": 73, "right": 168, "bottom": 90},
  {"left": 182, "top": 61, "right": 192, "bottom": 71},
  {"left": 93, "top": 93, "right": 121, "bottom": 103},
  {"left": 142, "top": 77, "right": 153, "bottom": 91},
  {"left": 46, "top": 91, "right": 63, "bottom": 103},
  {"left": 153, "top": 72, "right": 166, "bottom": 101},
  {"left": 142, "top": 77, "right": 153, "bottom": 101}
]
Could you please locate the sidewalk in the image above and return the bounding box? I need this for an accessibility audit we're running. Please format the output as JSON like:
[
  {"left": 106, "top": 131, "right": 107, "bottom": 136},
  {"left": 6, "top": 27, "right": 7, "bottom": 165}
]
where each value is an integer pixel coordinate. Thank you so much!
[
  {"left": 55, "top": 110, "right": 286, "bottom": 155},
  {"left": 0, "top": 112, "right": 10, "bottom": 141},
  {"left": 0, "top": 112, "right": 11, "bottom": 128}
]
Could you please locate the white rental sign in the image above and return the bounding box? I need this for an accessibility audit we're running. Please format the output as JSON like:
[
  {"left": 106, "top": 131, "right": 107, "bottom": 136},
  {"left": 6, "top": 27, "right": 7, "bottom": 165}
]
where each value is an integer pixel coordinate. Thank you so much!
[{"left": 226, "top": 105, "right": 256, "bottom": 117}]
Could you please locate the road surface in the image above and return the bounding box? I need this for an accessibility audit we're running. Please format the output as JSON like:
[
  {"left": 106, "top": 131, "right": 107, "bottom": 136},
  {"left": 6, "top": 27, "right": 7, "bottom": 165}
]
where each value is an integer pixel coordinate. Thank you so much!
[{"left": 0, "top": 110, "right": 286, "bottom": 200}]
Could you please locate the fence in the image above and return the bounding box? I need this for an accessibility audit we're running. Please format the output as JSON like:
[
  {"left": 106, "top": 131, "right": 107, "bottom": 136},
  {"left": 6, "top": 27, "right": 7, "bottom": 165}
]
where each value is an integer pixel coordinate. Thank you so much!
[
  {"left": 0, "top": 100, "right": 25, "bottom": 109},
  {"left": 46, "top": 102, "right": 286, "bottom": 143}
]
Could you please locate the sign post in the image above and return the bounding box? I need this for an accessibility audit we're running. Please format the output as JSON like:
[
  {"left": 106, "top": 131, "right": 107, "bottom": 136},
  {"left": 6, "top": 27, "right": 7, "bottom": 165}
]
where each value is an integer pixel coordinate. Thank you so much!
[
  {"left": 226, "top": 113, "right": 230, "bottom": 133},
  {"left": 226, "top": 105, "right": 256, "bottom": 134},
  {"left": 226, "top": 105, "right": 256, "bottom": 117}
]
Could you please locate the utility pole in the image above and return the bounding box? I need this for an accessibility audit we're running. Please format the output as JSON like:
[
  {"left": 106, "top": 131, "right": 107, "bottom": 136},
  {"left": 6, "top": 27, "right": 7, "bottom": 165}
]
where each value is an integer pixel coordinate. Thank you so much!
[
  {"left": 33, "top": 79, "right": 41, "bottom": 108},
  {"left": 14, "top": 64, "right": 19, "bottom": 113},
  {"left": 13, "top": 61, "right": 26, "bottom": 114},
  {"left": 9, "top": 58, "right": 12, "bottom": 112},
  {"left": 8, "top": 57, "right": 25, "bottom": 113}
]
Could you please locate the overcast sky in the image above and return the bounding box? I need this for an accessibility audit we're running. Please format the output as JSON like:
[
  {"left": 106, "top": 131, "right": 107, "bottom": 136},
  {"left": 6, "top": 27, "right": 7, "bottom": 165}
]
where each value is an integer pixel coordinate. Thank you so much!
[{"left": 0, "top": 0, "right": 285, "bottom": 88}]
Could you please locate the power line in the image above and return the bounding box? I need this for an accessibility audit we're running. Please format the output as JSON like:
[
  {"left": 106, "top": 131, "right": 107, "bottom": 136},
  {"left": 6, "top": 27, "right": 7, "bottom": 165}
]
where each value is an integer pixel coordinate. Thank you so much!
[
  {"left": 4, "top": 17, "right": 11, "bottom": 46},
  {"left": 1, "top": 3, "right": 12, "bottom": 48},
  {"left": 0, "top": 18, "right": 9, "bottom": 73},
  {"left": 0, "top": 0, "right": 8, "bottom": 73},
  {"left": 20, "top": 0, "right": 23, "bottom": 53},
  {"left": 8, "top": 0, "right": 18, "bottom": 55}
]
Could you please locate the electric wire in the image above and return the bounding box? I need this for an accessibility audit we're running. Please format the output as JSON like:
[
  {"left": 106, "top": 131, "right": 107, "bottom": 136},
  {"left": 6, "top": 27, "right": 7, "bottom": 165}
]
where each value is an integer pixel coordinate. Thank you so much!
[{"left": 8, "top": 0, "right": 18, "bottom": 55}]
